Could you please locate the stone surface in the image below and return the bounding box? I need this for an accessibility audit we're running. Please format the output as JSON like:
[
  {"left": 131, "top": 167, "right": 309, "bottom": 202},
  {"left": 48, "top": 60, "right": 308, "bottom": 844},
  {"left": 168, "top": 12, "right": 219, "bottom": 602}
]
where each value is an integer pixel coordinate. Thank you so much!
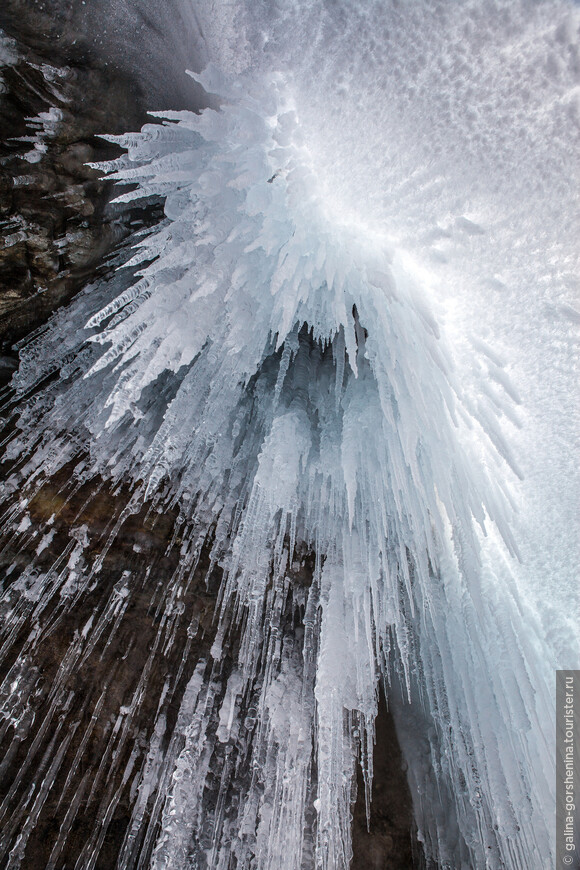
[
  {"left": 352, "top": 694, "right": 424, "bottom": 869},
  {"left": 0, "top": 27, "right": 161, "bottom": 348}
]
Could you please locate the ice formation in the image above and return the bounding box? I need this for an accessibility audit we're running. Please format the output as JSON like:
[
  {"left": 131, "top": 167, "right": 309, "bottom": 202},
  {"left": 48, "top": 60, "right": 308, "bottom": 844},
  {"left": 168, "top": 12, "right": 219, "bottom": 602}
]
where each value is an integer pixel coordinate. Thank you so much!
[{"left": 0, "top": 2, "right": 578, "bottom": 869}]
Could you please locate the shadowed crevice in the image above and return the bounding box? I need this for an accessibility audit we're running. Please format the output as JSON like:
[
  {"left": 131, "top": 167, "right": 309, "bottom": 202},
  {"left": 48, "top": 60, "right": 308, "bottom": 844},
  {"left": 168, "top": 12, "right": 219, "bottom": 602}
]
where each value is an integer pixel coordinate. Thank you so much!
[{"left": 351, "top": 691, "right": 426, "bottom": 870}]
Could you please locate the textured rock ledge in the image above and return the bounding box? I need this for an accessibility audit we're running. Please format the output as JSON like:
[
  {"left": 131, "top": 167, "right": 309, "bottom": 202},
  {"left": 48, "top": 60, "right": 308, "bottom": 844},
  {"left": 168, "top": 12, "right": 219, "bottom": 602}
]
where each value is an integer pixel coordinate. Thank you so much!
[{"left": 0, "top": 24, "right": 162, "bottom": 348}]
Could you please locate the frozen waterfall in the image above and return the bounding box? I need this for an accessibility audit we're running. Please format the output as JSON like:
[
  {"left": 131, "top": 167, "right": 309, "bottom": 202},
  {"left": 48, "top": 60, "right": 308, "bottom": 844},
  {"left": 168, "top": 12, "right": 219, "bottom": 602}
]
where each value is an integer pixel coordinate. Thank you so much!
[{"left": 0, "top": 2, "right": 578, "bottom": 869}]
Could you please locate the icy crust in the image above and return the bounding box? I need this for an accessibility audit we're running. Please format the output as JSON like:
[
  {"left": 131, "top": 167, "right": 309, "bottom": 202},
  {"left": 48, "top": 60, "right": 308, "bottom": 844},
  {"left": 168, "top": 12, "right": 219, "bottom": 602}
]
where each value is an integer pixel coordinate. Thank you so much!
[{"left": 1, "top": 67, "right": 554, "bottom": 869}]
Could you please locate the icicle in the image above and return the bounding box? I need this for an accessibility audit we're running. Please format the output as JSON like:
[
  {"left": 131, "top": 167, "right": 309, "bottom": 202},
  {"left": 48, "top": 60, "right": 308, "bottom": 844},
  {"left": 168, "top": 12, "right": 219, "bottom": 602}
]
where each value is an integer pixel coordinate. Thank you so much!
[{"left": 1, "top": 33, "right": 571, "bottom": 869}]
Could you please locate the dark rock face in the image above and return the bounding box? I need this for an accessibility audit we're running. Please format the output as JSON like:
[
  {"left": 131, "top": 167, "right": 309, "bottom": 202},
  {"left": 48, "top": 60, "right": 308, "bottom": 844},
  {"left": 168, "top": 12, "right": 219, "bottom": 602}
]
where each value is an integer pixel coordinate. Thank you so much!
[
  {"left": 0, "top": 34, "right": 162, "bottom": 348},
  {"left": 352, "top": 695, "right": 424, "bottom": 870},
  {"left": 0, "top": 0, "right": 209, "bottom": 111},
  {"left": 0, "top": 470, "right": 222, "bottom": 870}
]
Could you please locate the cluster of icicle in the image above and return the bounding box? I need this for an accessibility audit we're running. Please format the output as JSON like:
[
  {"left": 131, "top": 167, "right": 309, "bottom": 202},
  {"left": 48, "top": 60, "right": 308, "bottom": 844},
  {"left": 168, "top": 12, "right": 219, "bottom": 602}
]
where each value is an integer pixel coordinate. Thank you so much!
[{"left": 1, "top": 67, "right": 553, "bottom": 869}]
